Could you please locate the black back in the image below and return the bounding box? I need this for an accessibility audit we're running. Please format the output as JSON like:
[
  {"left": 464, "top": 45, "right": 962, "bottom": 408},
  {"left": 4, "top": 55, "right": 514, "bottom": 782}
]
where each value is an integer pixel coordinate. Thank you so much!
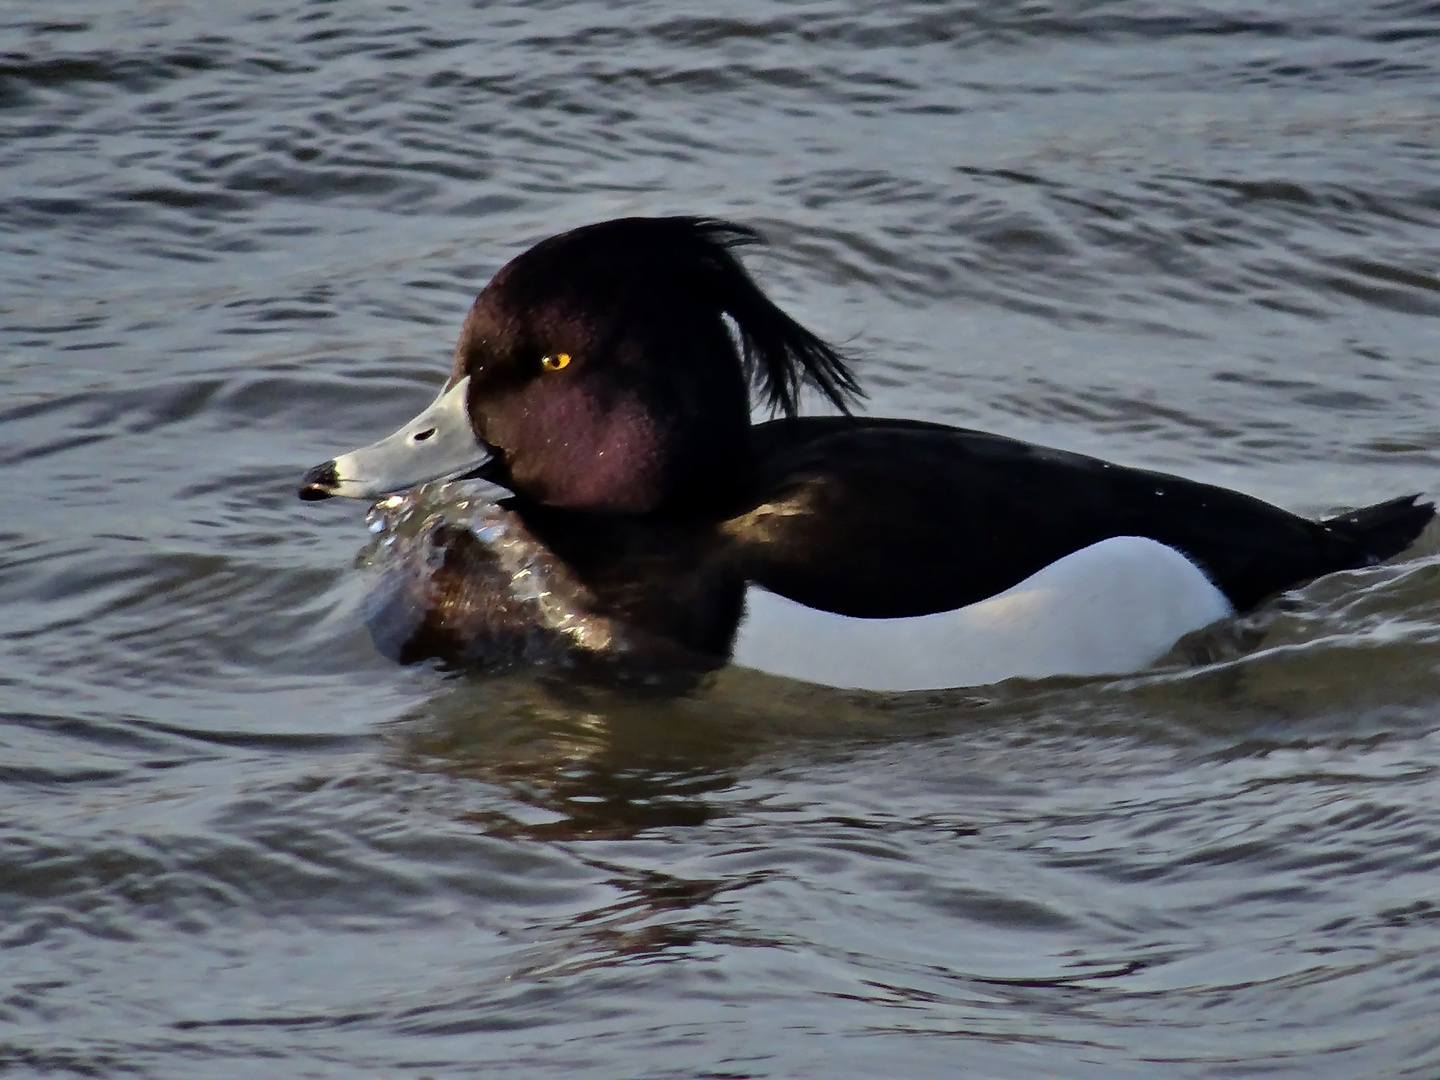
[{"left": 728, "top": 416, "right": 1431, "bottom": 617}]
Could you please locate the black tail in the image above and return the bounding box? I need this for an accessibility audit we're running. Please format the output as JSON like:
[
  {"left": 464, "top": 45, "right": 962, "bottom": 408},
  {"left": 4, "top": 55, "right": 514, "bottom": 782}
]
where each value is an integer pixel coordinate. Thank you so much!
[{"left": 1323, "top": 494, "right": 1435, "bottom": 565}]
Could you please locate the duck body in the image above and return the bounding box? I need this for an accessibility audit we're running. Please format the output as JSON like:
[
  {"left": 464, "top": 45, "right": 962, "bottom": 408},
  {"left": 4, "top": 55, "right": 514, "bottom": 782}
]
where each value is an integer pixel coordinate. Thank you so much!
[{"left": 299, "top": 217, "right": 1432, "bottom": 688}]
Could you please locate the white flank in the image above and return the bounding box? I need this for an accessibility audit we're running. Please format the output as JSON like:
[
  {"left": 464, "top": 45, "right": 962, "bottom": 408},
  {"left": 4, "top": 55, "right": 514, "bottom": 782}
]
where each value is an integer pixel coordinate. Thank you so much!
[{"left": 731, "top": 536, "right": 1234, "bottom": 691}]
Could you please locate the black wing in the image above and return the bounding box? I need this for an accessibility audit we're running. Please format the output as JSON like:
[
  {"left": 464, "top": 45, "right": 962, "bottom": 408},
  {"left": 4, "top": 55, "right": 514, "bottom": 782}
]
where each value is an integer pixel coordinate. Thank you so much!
[{"left": 731, "top": 416, "right": 1431, "bottom": 617}]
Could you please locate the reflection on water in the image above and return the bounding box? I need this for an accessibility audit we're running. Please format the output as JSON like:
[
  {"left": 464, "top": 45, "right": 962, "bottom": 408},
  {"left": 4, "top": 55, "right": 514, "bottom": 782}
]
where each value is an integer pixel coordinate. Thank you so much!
[
  {"left": 5, "top": 0, "right": 1440, "bottom": 1076},
  {"left": 383, "top": 536, "right": 1440, "bottom": 851},
  {"left": 385, "top": 664, "right": 882, "bottom": 837}
]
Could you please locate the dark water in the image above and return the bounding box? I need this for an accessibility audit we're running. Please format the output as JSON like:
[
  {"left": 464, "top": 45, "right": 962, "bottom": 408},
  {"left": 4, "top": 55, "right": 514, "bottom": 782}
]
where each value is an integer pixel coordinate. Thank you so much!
[{"left": 6, "top": 1, "right": 1440, "bottom": 1076}]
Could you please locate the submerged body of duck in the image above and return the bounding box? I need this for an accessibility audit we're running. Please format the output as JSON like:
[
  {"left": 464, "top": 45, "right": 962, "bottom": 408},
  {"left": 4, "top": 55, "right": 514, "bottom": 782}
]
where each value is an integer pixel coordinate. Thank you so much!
[{"left": 299, "top": 217, "right": 1433, "bottom": 690}]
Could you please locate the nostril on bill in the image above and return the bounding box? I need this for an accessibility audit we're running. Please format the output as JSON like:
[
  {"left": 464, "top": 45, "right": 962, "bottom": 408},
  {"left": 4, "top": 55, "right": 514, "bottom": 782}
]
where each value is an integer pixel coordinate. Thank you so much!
[{"left": 413, "top": 428, "right": 436, "bottom": 442}]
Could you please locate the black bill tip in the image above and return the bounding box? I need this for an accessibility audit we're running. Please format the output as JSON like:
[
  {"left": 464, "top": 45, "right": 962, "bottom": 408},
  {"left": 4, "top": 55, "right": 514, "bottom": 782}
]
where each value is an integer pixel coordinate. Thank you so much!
[{"left": 297, "top": 460, "right": 339, "bottom": 501}]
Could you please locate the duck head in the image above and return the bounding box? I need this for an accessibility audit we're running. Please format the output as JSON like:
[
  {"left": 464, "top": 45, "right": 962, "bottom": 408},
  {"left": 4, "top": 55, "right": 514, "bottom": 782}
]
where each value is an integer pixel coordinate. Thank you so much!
[{"left": 298, "top": 217, "right": 860, "bottom": 514}]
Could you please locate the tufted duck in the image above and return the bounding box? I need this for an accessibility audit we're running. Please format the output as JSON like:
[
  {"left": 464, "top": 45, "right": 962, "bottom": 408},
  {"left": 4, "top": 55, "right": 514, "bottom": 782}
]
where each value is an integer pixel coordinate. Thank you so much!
[{"left": 298, "top": 217, "right": 1433, "bottom": 689}]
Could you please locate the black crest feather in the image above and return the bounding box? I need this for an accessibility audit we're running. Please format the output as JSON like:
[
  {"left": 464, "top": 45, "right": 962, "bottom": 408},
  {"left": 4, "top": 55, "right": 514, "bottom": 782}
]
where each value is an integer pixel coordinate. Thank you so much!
[{"left": 675, "top": 218, "right": 863, "bottom": 416}]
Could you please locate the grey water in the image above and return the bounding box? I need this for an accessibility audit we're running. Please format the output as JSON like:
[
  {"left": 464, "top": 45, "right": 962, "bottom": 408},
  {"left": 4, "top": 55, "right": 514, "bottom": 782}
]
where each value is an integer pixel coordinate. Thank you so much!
[{"left": 5, "top": 1, "right": 1440, "bottom": 1076}]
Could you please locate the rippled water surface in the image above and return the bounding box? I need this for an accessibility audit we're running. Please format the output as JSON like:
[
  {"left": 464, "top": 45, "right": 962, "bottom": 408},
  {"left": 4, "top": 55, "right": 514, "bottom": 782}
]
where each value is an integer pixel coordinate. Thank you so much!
[{"left": 6, "top": 1, "right": 1440, "bottom": 1076}]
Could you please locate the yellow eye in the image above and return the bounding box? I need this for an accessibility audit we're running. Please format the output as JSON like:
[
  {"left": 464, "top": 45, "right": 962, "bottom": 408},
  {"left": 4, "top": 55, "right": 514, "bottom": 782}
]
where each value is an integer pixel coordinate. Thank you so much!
[{"left": 541, "top": 353, "right": 571, "bottom": 371}]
